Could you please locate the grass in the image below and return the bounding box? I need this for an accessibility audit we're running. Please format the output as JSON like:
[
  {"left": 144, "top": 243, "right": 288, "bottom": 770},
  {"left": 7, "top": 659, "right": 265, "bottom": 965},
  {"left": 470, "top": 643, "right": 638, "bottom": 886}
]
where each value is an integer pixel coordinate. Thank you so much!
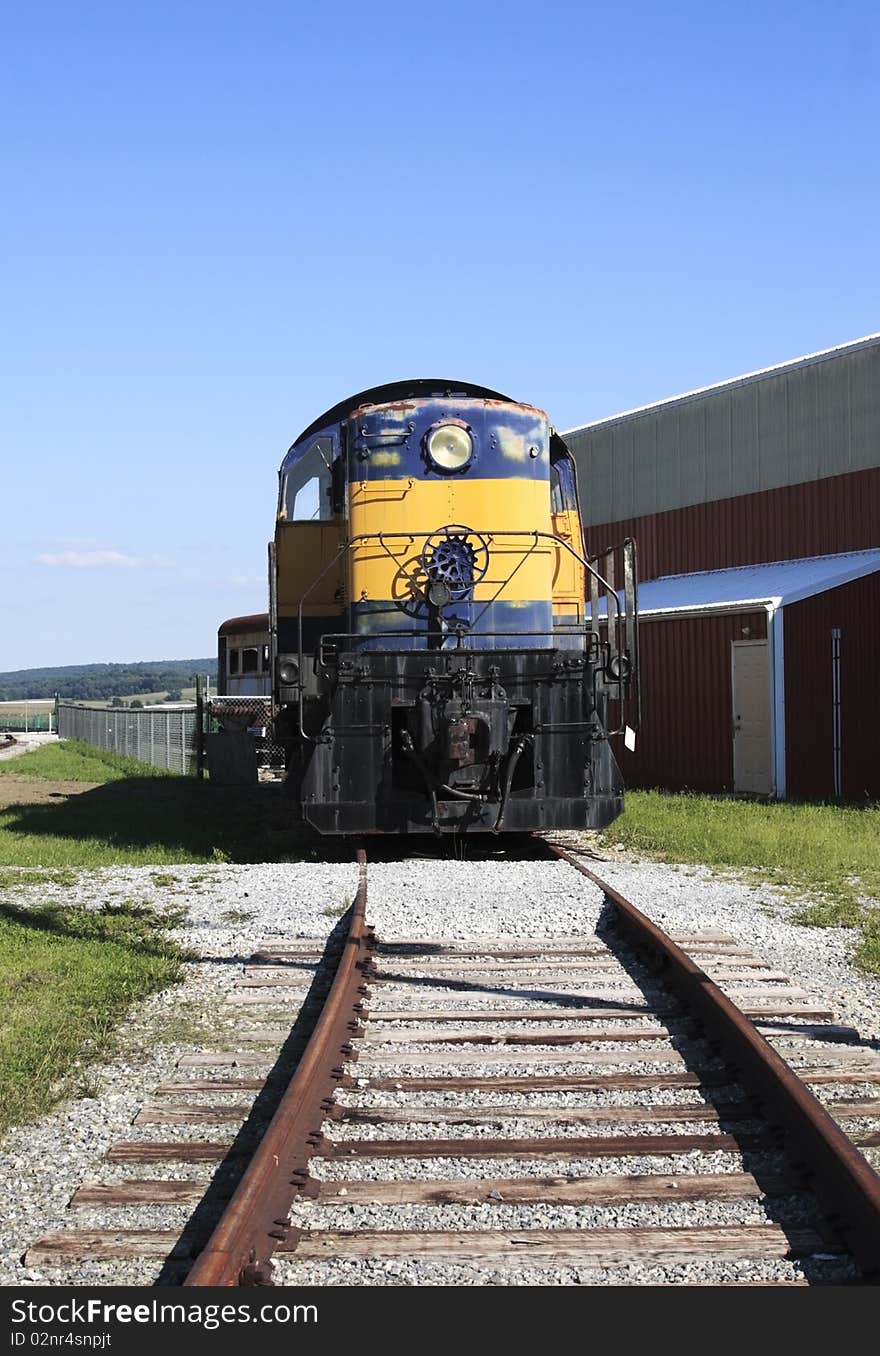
[
  {"left": 70, "top": 690, "right": 200, "bottom": 710},
  {"left": 601, "top": 791, "right": 880, "bottom": 974},
  {"left": 0, "top": 739, "right": 174, "bottom": 782},
  {"left": 221, "top": 908, "right": 255, "bottom": 925},
  {"left": 152, "top": 1002, "right": 233, "bottom": 1047},
  {"left": 0, "top": 793, "right": 300, "bottom": 867},
  {"left": 0, "top": 898, "right": 184, "bottom": 1132},
  {"left": 0, "top": 738, "right": 301, "bottom": 1136},
  {"left": 0, "top": 739, "right": 305, "bottom": 867},
  {"left": 0, "top": 867, "right": 79, "bottom": 890}
]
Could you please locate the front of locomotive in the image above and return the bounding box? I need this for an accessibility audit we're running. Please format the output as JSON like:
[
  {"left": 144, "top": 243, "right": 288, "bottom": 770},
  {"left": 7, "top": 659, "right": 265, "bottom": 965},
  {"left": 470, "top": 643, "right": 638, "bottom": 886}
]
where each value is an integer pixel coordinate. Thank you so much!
[{"left": 273, "top": 381, "right": 635, "bottom": 835}]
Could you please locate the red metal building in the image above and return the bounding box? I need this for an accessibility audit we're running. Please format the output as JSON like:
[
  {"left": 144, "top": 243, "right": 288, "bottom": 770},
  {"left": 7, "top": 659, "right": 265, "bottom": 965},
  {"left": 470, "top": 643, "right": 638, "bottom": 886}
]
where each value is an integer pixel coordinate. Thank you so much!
[
  {"left": 616, "top": 554, "right": 880, "bottom": 801},
  {"left": 586, "top": 467, "right": 880, "bottom": 580},
  {"left": 565, "top": 335, "right": 880, "bottom": 801}
]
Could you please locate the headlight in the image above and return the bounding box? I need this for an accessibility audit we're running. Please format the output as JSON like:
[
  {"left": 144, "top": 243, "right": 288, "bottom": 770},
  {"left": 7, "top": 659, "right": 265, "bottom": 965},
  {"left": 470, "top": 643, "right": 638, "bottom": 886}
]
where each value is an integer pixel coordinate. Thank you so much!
[
  {"left": 277, "top": 656, "right": 299, "bottom": 685},
  {"left": 425, "top": 422, "right": 473, "bottom": 472},
  {"left": 607, "top": 653, "right": 631, "bottom": 682}
]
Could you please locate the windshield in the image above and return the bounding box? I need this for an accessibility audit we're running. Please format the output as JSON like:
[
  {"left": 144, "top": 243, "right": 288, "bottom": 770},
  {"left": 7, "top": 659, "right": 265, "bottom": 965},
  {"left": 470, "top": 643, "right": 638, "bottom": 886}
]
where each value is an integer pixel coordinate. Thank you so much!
[{"left": 280, "top": 437, "right": 335, "bottom": 521}]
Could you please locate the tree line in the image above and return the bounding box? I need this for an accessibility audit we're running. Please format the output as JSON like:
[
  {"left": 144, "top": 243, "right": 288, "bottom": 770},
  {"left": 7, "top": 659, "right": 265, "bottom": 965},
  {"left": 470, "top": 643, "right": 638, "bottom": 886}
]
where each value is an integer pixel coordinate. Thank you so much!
[{"left": 0, "top": 659, "right": 217, "bottom": 703}]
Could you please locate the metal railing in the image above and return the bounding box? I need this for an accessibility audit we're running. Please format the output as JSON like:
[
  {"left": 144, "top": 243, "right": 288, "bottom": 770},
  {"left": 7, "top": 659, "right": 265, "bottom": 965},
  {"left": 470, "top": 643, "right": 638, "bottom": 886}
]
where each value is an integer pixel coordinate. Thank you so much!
[{"left": 284, "top": 528, "right": 639, "bottom": 744}]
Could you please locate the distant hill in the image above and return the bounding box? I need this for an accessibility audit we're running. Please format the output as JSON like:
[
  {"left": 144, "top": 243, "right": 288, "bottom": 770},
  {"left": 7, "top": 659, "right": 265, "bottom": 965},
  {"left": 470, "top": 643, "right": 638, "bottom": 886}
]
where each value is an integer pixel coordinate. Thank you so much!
[{"left": 0, "top": 659, "right": 217, "bottom": 703}]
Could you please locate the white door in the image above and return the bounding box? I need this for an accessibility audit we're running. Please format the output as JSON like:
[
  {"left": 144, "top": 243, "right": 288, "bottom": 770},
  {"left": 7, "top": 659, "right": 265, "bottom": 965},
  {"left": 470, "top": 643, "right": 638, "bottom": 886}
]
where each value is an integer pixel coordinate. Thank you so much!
[{"left": 732, "top": 640, "right": 772, "bottom": 795}]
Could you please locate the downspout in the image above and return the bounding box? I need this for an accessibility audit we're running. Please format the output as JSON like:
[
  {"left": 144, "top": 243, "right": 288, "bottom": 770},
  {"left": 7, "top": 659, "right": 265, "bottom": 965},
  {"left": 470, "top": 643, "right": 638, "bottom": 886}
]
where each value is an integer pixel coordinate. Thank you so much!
[{"left": 767, "top": 602, "right": 786, "bottom": 800}]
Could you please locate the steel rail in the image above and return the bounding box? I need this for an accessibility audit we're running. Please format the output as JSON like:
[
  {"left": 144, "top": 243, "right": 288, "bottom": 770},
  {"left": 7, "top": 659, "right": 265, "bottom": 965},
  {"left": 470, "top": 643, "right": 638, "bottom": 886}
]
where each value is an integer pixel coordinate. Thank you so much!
[
  {"left": 184, "top": 848, "right": 372, "bottom": 1286},
  {"left": 549, "top": 843, "right": 880, "bottom": 1279}
]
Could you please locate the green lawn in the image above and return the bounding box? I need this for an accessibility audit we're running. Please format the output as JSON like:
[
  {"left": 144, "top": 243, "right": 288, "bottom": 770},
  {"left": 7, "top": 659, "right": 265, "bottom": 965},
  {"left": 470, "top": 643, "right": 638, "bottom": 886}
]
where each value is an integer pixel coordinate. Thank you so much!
[
  {"left": 0, "top": 899, "right": 183, "bottom": 1133},
  {"left": 601, "top": 790, "right": 880, "bottom": 973},
  {"left": 0, "top": 739, "right": 174, "bottom": 782},
  {"left": 0, "top": 739, "right": 303, "bottom": 867},
  {"left": 0, "top": 738, "right": 307, "bottom": 1135}
]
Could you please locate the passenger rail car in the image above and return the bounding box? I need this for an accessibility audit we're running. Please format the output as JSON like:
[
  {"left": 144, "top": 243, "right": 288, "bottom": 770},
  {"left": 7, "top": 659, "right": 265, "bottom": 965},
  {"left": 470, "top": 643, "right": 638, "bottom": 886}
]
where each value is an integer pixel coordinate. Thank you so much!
[
  {"left": 218, "top": 614, "right": 271, "bottom": 697},
  {"left": 270, "top": 379, "right": 638, "bottom": 835}
]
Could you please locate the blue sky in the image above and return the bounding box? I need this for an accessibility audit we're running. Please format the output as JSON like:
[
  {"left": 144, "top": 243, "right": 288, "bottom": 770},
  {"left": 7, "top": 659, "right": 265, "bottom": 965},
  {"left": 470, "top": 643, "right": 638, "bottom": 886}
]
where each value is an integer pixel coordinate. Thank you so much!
[{"left": 2, "top": 0, "right": 878, "bottom": 670}]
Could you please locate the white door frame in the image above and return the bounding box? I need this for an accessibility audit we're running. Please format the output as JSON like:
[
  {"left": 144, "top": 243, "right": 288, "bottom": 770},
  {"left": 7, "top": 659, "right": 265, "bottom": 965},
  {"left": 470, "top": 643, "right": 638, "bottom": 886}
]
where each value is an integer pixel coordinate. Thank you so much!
[{"left": 768, "top": 604, "right": 785, "bottom": 799}]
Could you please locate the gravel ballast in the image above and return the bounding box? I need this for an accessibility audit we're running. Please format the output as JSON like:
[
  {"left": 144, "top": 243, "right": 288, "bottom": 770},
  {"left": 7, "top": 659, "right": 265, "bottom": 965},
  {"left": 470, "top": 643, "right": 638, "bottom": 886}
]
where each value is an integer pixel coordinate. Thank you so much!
[{"left": 0, "top": 845, "right": 877, "bottom": 1288}]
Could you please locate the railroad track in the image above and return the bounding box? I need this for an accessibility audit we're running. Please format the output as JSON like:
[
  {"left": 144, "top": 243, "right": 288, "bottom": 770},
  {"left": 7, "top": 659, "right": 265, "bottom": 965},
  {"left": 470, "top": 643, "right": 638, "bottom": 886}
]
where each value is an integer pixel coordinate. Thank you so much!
[{"left": 25, "top": 842, "right": 880, "bottom": 1286}]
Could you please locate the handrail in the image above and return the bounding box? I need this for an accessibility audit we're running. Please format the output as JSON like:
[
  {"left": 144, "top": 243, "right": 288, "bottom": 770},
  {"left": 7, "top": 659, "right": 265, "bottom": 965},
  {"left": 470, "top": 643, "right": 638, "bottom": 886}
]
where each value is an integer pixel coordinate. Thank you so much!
[{"left": 276, "top": 528, "right": 637, "bottom": 742}]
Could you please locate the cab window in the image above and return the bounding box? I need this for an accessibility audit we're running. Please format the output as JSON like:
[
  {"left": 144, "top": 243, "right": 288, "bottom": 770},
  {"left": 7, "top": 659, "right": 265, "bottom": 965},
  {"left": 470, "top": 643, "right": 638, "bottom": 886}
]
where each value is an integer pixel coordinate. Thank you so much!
[
  {"left": 550, "top": 458, "right": 578, "bottom": 513},
  {"left": 549, "top": 447, "right": 585, "bottom": 553},
  {"left": 282, "top": 438, "right": 335, "bottom": 521}
]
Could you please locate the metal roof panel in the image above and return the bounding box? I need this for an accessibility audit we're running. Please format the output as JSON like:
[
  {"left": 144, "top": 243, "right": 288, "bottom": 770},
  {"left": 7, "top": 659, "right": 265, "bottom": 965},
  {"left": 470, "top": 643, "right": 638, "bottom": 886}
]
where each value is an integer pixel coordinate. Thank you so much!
[
  {"left": 636, "top": 550, "right": 880, "bottom": 616},
  {"left": 564, "top": 333, "right": 880, "bottom": 436}
]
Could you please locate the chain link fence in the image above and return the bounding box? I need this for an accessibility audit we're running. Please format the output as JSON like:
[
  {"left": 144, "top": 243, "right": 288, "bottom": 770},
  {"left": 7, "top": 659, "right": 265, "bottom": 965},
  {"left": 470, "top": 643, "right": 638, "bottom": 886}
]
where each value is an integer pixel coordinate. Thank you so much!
[
  {"left": 0, "top": 702, "right": 55, "bottom": 733},
  {"left": 56, "top": 701, "right": 200, "bottom": 775},
  {"left": 56, "top": 698, "right": 285, "bottom": 780},
  {"left": 207, "top": 696, "right": 285, "bottom": 774}
]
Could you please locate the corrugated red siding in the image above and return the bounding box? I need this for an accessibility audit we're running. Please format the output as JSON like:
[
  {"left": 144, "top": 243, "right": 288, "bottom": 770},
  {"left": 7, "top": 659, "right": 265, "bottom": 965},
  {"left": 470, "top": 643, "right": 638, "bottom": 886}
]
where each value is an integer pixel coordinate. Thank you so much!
[
  {"left": 588, "top": 466, "right": 880, "bottom": 580},
  {"left": 783, "top": 573, "right": 880, "bottom": 802},
  {"left": 617, "top": 611, "right": 767, "bottom": 792}
]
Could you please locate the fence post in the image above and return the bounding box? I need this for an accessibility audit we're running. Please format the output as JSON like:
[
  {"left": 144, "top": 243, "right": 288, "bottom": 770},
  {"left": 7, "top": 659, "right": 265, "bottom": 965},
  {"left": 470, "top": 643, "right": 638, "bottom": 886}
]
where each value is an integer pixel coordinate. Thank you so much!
[{"left": 195, "top": 675, "right": 205, "bottom": 780}]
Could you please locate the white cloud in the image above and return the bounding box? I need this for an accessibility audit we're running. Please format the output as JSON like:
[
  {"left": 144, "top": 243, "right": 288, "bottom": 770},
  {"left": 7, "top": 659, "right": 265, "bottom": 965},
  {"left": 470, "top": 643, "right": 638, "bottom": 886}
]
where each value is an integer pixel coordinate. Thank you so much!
[{"left": 35, "top": 549, "right": 173, "bottom": 569}]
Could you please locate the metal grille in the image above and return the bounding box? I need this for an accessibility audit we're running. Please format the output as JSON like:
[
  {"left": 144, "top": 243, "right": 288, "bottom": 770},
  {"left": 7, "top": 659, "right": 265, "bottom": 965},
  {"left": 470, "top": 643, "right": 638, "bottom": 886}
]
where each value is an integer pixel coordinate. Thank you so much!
[
  {"left": 206, "top": 696, "right": 285, "bottom": 772},
  {"left": 56, "top": 702, "right": 200, "bottom": 775}
]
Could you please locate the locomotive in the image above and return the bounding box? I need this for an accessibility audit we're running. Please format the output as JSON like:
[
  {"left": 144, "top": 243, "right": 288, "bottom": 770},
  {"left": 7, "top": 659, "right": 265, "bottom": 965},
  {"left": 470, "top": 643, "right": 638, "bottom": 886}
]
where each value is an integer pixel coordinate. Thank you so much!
[{"left": 269, "top": 379, "right": 638, "bottom": 835}]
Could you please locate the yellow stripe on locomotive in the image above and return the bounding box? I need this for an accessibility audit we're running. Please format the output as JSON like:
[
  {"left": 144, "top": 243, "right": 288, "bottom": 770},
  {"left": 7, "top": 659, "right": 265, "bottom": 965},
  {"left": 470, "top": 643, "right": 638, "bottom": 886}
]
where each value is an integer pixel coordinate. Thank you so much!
[{"left": 348, "top": 477, "right": 553, "bottom": 600}]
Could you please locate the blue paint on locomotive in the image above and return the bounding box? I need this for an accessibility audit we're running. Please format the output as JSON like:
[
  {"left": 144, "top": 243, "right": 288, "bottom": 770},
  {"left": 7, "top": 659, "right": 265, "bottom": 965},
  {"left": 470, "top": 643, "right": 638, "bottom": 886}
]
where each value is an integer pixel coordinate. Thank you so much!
[
  {"left": 280, "top": 398, "right": 550, "bottom": 486},
  {"left": 344, "top": 397, "right": 549, "bottom": 483},
  {"left": 348, "top": 599, "right": 556, "bottom": 650}
]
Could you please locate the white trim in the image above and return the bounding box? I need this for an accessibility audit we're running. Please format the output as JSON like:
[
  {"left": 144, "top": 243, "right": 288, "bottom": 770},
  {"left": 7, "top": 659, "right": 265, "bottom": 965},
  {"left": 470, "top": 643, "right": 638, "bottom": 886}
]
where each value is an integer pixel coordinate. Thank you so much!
[
  {"left": 770, "top": 605, "right": 786, "bottom": 800},
  {"left": 563, "top": 332, "right": 880, "bottom": 436},
  {"left": 770, "top": 553, "right": 880, "bottom": 606},
  {"left": 638, "top": 598, "right": 781, "bottom": 619}
]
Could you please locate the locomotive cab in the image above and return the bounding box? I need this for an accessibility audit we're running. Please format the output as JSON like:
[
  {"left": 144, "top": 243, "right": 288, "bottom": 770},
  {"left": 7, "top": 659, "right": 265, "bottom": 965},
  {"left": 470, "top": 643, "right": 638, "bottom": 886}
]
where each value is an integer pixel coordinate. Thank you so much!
[{"left": 271, "top": 380, "right": 638, "bottom": 835}]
